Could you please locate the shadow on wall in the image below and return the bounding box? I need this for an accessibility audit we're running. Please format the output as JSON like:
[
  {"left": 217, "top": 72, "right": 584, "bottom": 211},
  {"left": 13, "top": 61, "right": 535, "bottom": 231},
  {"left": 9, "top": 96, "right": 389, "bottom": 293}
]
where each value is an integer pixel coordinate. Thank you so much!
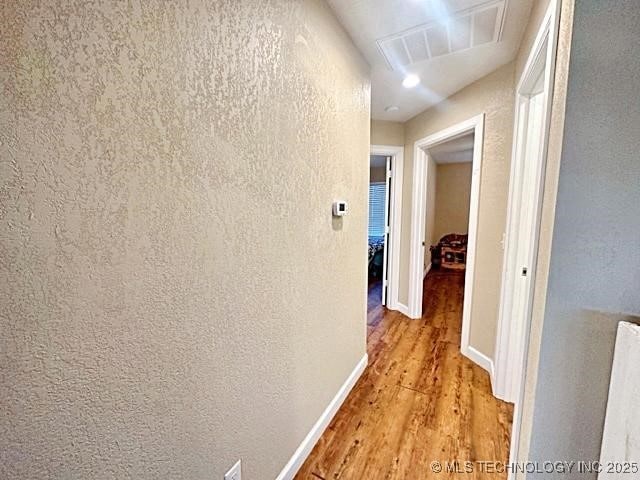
[
  {"left": 530, "top": 309, "right": 640, "bottom": 478},
  {"left": 332, "top": 215, "right": 344, "bottom": 231}
]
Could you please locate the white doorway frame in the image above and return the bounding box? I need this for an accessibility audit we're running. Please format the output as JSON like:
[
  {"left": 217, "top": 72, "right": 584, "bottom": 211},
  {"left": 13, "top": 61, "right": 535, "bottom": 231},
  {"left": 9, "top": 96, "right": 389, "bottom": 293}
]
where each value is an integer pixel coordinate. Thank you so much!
[
  {"left": 408, "top": 114, "right": 485, "bottom": 367},
  {"left": 370, "top": 145, "right": 404, "bottom": 312},
  {"left": 493, "top": 0, "right": 560, "bottom": 475}
]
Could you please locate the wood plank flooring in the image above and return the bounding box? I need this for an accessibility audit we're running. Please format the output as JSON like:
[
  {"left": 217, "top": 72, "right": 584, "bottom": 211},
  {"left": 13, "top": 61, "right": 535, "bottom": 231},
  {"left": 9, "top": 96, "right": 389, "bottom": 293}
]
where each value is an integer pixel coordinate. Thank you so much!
[
  {"left": 295, "top": 270, "right": 513, "bottom": 480},
  {"left": 367, "top": 279, "right": 384, "bottom": 328}
]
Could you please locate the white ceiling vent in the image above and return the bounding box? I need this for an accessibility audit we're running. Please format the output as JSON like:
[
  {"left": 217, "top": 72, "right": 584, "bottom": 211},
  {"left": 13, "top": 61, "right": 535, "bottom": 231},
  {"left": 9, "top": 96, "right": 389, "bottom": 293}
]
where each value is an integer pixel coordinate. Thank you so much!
[{"left": 376, "top": 0, "right": 506, "bottom": 70}]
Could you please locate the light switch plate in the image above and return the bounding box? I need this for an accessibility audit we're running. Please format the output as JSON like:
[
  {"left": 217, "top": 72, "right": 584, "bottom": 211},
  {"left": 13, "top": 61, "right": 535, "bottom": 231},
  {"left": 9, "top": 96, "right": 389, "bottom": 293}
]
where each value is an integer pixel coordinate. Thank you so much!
[{"left": 224, "top": 460, "right": 241, "bottom": 480}]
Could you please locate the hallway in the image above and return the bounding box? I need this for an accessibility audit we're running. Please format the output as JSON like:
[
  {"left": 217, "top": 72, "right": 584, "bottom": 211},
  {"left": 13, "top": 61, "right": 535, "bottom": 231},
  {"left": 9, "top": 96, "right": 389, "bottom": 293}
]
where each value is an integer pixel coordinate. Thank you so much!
[{"left": 295, "top": 271, "right": 513, "bottom": 479}]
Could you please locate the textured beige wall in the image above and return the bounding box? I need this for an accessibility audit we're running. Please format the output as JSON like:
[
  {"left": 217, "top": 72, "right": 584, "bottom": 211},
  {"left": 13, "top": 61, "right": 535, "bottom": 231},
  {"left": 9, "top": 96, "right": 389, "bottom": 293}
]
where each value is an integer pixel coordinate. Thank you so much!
[
  {"left": 0, "top": 1, "right": 370, "bottom": 479},
  {"left": 433, "top": 162, "right": 472, "bottom": 242},
  {"left": 370, "top": 119, "right": 404, "bottom": 146},
  {"left": 401, "top": 63, "right": 515, "bottom": 357}
]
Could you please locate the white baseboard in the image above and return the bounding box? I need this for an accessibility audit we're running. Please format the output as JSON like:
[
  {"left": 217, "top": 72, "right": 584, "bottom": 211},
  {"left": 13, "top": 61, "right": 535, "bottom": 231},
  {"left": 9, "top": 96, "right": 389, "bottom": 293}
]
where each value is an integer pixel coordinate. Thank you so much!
[
  {"left": 275, "top": 353, "right": 368, "bottom": 480},
  {"left": 423, "top": 263, "right": 432, "bottom": 278},
  {"left": 490, "top": 362, "right": 496, "bottom": 395},
  {"left": 462, "top": 345, "right": 496, "bottom": 395},
  {"left": 394, "top": 302, "right": 410, "bottom": 317}
]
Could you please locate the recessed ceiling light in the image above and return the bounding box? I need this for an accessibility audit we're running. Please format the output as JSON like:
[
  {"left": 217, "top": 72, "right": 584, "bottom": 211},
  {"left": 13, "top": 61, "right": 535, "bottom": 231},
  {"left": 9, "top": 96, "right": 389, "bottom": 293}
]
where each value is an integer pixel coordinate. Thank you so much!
[
  {"left": 402, "top": 74, "right": 420, "bottom": 88},
  {"left": 385, "top": 105, "right": 400, "bottom": 112}
]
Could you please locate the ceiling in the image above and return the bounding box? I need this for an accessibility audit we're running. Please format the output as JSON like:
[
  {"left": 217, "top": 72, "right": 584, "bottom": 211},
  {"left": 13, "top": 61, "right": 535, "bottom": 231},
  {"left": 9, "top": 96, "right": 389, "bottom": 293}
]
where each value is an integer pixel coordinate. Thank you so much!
[
  {"left": 327, "top": 0, "right": 534, "bottom": 122},
  {"left": 428, "top": 132, "right": 474, "bottom": 163}
]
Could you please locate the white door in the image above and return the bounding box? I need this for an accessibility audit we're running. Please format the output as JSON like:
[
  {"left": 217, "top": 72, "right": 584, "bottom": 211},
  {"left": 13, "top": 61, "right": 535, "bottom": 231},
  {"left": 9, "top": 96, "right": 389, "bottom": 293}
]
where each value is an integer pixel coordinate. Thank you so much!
[
  {"left": 511, "top": 89, "right": 544, "bottom": 343},
  {"left": 502, "top": 71, "right": 547, "bottom": 399},
  {"left": 381, "top": 156, "right": 392, "bottom": 306}
]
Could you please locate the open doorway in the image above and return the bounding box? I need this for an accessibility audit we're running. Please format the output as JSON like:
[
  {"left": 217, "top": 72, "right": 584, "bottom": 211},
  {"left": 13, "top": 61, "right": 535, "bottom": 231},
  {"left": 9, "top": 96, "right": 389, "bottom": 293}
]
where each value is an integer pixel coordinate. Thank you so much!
[
  {"left": 367, "top": 154, "right": 389, "bottom": 324},
  {"left": 409, "top": 114, "right": 485, "bottom": 367},
  {"left": 424, "top": 133, "right": 474, "bottom": 275},
  {"left": 368, "top": 145, "right": 403, "bottom": 324},
  {"left": 419, "top": 133, "right": 475, "bottom": 353}
]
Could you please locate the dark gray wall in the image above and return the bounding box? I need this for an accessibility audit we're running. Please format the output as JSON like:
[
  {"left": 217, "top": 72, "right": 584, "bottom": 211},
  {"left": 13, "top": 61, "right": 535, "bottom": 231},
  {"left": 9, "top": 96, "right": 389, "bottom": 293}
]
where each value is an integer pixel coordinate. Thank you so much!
[{"left": 528, "top": 1, "right": 640, "bottom": 478}]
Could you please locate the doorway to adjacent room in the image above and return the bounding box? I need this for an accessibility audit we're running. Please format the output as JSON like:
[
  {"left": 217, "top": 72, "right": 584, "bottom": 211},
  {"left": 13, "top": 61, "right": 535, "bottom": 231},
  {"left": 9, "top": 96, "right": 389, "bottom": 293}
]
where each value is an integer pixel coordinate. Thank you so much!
[{"left": 367, "top": 145, "right": 403, "bottom": 325}]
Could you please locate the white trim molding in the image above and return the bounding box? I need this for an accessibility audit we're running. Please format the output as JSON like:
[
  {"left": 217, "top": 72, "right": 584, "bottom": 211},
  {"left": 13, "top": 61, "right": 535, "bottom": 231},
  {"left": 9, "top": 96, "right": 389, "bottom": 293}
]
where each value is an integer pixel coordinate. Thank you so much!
[
  {"left": 423, "top": 262, "right": 432, "bottom": 279},
  {"left": 395, "top": 302, "right": 411, "bottom": 318},
  {"left": 408, "top": 114, "right": 486, "bottom": 374},
  {"left": 492, "top": 0, "right": 561, "bottom": 478},
  {"left": 275, "top": 354, "right": 368, "bottom": 480},
  {"left": 494, "top": 0, "right": 559, "bottom": 405},
  {"left": 370, "top": 145, "right": 404, "bottom": 313},
  {"left": 467, "top": 345, "right": 496, "bottom": 391}
]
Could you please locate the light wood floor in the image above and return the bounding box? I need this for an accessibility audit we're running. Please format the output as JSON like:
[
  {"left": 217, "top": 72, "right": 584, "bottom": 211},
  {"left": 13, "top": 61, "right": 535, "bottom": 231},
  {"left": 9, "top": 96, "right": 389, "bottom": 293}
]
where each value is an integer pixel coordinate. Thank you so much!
[{"left": 295, "top": 270, "right": 513, "bottom": 479}]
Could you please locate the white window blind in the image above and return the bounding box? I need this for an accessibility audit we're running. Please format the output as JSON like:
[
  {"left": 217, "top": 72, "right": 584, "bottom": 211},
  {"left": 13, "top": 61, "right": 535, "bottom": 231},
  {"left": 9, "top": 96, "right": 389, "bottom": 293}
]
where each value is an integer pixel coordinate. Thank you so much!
[{"left": 368, "top": 182, "right": 387, "bottom": 237}]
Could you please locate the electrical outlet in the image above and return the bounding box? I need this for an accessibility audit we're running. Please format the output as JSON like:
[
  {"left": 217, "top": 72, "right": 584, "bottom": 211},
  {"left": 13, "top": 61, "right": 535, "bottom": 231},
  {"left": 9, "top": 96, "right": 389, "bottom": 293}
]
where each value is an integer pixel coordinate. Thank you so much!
[{"left": 224, "top": 460, "right": 241, "bottom": 480}]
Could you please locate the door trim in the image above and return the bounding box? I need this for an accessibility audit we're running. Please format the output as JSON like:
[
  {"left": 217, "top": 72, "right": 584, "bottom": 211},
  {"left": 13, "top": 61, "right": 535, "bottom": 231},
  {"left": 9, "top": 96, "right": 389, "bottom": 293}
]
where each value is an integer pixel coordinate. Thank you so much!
[
  {"left": 495, "top": 0, "right": 559, "bottom": 402},
  {"left": 493, "top": 0, "right": 560, "bottom": 476},
  {"left": 370, "top": 145, "right": 403, "bottom": 312},
  {"left": 381, "top": 155, "right": 391, "bottom": 306},
  {"left": 408, "top": 114, "right": 485, "bottom": 370}
]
